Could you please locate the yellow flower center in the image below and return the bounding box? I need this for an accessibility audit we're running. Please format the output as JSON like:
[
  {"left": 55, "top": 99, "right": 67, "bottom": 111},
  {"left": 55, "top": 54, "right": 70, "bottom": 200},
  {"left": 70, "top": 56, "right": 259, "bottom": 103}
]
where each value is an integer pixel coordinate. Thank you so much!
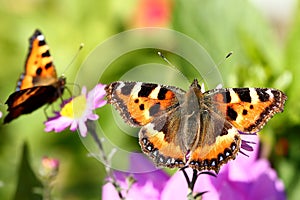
[{"left": 60, "top": 95, "right": 87, "bottom": 119}]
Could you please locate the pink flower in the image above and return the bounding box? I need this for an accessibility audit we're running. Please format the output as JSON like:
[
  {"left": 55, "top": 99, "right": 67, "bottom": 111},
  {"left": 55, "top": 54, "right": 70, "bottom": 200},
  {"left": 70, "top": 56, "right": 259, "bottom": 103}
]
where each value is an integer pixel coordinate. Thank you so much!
[
  {"left": 131, "top": 0, "right": 173, "bottom": 27},
  {"left": 40, "top": 156, "right": 60, "bottom": 179},
  {"left": 44, "top": 84, "right": 107, "bottom": 137},
  {"left": 102, "top": 154, "right": 170, "bottom": 200}
]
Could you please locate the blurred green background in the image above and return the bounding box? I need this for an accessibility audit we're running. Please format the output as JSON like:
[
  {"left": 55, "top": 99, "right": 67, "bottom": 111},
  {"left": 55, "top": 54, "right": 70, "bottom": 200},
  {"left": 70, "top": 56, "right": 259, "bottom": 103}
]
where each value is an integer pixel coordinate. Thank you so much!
[{"left": 0, "top": 0, "right": 299, "bottom": 199}]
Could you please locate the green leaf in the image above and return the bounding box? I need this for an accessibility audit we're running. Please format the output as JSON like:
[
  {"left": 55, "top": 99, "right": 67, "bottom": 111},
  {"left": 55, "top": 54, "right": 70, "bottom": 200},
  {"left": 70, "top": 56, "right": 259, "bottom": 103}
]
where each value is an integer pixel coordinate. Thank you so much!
[{"left": 13, "top": 142, "right": 42, "bottom": 200}]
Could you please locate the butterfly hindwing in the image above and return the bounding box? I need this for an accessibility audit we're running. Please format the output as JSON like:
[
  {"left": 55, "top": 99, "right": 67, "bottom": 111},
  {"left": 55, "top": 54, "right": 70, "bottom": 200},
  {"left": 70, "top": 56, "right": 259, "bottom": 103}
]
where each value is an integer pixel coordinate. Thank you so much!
[
  {"left": 139, "top": 105, "right": 186, "bottom": 168},
  {"left": 4, "top": 83, "right": 64, "bottom": 123}
]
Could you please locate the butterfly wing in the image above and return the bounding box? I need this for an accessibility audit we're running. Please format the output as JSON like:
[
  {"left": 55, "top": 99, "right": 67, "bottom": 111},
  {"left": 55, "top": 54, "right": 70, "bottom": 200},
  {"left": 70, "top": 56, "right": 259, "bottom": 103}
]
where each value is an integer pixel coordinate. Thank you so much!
[
  {"left": 4, "top": 79, "right": 65, "bottom": 123},
  {"left": 139, "top": 105, "right": 187, "bottom": 169},
  {"left": 106, "top": 81, "right": 188, "bottom": 167},
  {"left": 105, "top": 81, "right": 185, "bottom": 127},
  {"left": 204, "top": 88, "right": 287, "bottom": 133},
  {"left": 18, "top": 29, "right": 57, "bottom": 91},
  {"left": 187, "top": 86, "right": 286, "bottom": 172},
  {"left": 188, "top": 105, "right": 241, "bottom": 173}
]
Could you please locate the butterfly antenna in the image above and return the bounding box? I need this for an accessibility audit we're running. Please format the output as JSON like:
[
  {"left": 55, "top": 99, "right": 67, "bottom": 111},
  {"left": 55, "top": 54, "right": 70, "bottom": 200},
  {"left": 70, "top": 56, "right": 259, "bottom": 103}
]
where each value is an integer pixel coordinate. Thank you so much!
[
  {"left": 195, "top": 51, "right": 233, "bottom": 87},
  {"left": 62, "top": 43, "right": 84, "bottom": 75},
  {"left": 216, "top": 51, "right": 233, "bottom": 67},
  {"left": 157, "top": 51, "right": 177, "bottom": 69}
]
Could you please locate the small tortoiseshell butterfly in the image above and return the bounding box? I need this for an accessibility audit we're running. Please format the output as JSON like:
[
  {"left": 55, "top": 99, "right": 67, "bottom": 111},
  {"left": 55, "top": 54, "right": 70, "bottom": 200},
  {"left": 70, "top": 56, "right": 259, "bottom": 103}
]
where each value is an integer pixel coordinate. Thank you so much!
[
  {"left": 4, "top": 29, "right": 65, "bottom": 123},
  {"left": 105, "top": 79, "right": 287, "bottom": 173}
]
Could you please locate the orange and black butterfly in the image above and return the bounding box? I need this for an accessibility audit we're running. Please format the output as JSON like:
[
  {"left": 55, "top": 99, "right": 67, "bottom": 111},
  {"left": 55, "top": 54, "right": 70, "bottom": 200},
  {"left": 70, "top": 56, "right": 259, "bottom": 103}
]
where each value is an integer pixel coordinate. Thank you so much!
[{"left": 4, "top": 29, "right": 66, "bottom": 123}]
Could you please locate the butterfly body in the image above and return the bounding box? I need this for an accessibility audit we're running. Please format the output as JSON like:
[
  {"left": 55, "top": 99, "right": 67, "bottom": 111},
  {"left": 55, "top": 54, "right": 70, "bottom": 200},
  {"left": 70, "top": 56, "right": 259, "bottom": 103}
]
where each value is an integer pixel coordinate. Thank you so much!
[
  {"left": 106, "top": 79, "right": 286, "bottom": 173},
  {"left": 4, "top": 30, "right": 65, "bottom": 123}
]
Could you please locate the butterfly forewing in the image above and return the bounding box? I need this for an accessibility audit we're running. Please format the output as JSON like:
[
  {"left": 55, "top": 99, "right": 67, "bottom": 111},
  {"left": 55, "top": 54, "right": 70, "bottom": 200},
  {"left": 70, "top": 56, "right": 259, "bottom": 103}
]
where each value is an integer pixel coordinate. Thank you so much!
[
  {"left": 19, "top": 29, "right": 57, "bottom": 90},
  {"left": 205, "top": 87, "right": 287, "bottom": 133},
  {"left": 105, "top": 81, "right": 185, "bottom": 127}
]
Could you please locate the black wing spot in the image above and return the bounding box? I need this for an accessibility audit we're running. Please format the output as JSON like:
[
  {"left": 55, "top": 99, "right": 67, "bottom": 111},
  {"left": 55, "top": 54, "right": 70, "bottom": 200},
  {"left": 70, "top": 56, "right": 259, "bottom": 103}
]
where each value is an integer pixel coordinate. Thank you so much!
[
  {"left": 45, "top": 62, "right": 52, "bottom": 69},
  {"left": 234, "top": 88, "right": 251, "bottom": 102},
  {"left": 250, "top": 105, "right": 254, "bottom": 109},
  {"left": 36, "top": 67, "right": 43, "bottom": 75},
  {"left": 138, "top": 84, "right": 158, "bottom": 97},
  {"left": 134, "top": 99, "right": 139, "bottom": 103},
  {"left": 256, "top": 89, "right": 270, "bottom": 102},
  {"left": 242, "top": 109, "right": 248, "bottom": 115},
  {"left": 41, "top": 50, "right": 50, "bottom": 58},
  {"left": 157, "top": 88, "right": 168, "bottom": 100},
  {"left": 227, "top": 106, "right": 238, "bottom": 121},
  {"left": 222, "top": 91, "right": 231, "bottom": 103},
  {"left": 139, "top": 104, "right": 145, "bottom": 110},
  {"left": 38, "top": 39, "right": 46, "bottom": 46}
]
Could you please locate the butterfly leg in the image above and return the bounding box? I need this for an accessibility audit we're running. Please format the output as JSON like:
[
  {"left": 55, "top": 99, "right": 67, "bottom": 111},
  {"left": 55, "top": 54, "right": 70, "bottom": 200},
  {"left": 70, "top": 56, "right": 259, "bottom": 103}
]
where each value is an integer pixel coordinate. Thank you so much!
[
  {"left": 43, "top": 104, "right": 51, "bottom": 119},
  {"left": 63, "top": 87, "right": 72, "bottom": 100}
]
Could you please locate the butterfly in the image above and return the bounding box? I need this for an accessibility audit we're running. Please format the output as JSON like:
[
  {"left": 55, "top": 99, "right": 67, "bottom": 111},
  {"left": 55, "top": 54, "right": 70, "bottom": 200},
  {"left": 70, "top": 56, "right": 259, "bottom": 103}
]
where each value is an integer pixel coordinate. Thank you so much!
[
  {"left": 4, "top": 29, "right": 66, "bottom": 123},
  {"left": 105, "top": 79, "right": 287, "bottom": 173}
]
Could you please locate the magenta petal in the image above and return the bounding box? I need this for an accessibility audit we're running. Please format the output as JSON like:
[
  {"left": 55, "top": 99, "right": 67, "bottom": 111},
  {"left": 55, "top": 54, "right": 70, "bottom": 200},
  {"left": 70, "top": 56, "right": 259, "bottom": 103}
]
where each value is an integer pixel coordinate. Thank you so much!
[
  {"left": 44, "top": 117, "right": 72, "bottom": 132},
  {"left": 161, "top": 169, "right": 190, "bottom": 200},
  {"left": 88, "top": 84, "right": 107, "bottom": 109},
  {"left": 249, "top": 173, "right": 286, "bottom": 200},
  {"left": 87, "top": 113, "right": 99, "bottom": 121},
  {"left": 81, "top": 86, "right": 87, "bottom": 96},
  {"left": 102, "top": 153, "right": 169, "bottom": 200},
  {"left": 70, "top": 120, "right": 78, "bottom": 131},
  {"left": 102, "top": 181, "right": 122, "bottom": 199}
]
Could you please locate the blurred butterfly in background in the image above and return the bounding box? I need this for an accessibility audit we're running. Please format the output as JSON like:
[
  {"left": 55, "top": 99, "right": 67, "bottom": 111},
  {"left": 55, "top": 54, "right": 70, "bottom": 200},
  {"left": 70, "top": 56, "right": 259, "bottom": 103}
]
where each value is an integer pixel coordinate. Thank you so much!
[{"left": 4, "top": 29, "right": 66, "bottom": 123}]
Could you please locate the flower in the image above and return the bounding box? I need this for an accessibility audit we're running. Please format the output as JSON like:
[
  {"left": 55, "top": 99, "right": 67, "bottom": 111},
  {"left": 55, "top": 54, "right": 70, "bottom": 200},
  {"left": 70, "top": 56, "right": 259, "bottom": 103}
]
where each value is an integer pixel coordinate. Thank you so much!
[
  {"left": 40, "top": 156, "right": 60, "bottom": 180},
  {"left": 102, "top": 154, "right": 170, "bottom": 200},
  {"left": 44, "top": 84, "right": 107, "bottom": 137},
  {"left": 131, "top": 0, "right": 173, "bottom": 27}
]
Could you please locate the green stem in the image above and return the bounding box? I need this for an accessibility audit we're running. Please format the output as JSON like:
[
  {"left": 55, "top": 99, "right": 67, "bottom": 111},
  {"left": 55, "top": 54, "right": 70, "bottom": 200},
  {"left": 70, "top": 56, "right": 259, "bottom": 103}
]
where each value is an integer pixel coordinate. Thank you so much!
[{"left": 87, "top": 120, "right": 125, "bottom": 200}]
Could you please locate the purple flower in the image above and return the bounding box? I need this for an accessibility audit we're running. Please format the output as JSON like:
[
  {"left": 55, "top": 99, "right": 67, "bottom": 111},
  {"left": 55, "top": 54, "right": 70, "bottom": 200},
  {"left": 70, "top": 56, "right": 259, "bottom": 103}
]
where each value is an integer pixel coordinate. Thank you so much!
[
  {"left": 44, "top": 84, "right": 107, "bottom": 137},
  {"left": 102, "top": 154, "right": 170, "bottom": 200}
]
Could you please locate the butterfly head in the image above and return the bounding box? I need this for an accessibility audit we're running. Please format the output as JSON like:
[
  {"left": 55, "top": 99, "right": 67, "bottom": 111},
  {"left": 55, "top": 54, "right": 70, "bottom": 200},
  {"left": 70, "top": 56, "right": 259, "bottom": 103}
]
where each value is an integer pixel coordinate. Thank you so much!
[
  {"left": 58, "top": 75, "right": 66, "bottom": 88},
  {"left": 190, "top": 79, "right": 204, "bottom": 95},
  {"left": 190, "top": 79, "right": 200, "bottom": 89}
]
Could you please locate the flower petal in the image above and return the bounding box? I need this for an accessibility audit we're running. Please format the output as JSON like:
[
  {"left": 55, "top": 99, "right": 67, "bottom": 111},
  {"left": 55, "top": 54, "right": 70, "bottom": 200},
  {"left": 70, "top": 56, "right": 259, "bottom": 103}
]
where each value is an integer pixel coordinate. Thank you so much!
[
  {"left": 44, "top": 117, "right": 73, "bottom": 132},
  {"left": 87, "top": 113, "right": 99, "bottom": 121},
  {"left": 70, "top": 120, "right": 78, "bottom": 131},
  {"left": 78, "top": 120, "right": 88, "bottom": 137}
]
